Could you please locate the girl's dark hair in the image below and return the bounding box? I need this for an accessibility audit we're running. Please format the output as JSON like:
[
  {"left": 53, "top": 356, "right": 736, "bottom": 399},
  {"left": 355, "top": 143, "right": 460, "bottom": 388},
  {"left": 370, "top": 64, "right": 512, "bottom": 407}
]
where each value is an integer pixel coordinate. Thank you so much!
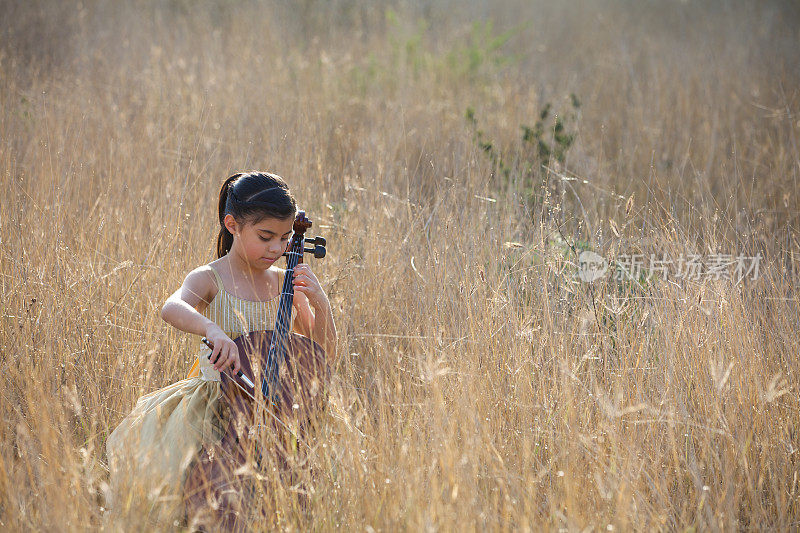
[{"left": 216, "top": 171, "right": 297, "bottom": 258}]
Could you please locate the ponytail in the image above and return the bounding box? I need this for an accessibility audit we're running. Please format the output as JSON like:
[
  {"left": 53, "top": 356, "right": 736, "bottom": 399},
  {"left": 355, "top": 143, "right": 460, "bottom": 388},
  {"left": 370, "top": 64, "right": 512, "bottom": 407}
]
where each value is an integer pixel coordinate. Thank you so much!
[
  {"left": 215, "top": 171, "right": 297, "bottom": 259},
  {"left": 216, "top": 173, "right": 242, "bottom": 258}
]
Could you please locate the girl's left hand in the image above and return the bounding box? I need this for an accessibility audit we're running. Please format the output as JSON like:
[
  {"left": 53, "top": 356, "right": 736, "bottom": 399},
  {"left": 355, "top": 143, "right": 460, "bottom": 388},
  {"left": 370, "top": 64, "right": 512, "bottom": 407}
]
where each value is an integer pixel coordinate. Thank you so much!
[{"left": 292, "top": 263, "right": 328, "bottom": 308}]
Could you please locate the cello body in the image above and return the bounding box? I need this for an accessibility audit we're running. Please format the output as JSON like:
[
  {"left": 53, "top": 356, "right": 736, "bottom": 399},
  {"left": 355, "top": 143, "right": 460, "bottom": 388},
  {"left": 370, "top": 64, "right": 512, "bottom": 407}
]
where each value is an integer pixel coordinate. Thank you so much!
[{"left": 183, "top": 331, "right": 330, "bottom": 530}]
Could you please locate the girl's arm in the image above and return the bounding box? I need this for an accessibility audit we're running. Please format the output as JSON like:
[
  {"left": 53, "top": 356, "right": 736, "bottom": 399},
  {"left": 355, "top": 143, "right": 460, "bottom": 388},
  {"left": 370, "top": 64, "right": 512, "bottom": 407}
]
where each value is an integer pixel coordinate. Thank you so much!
[
  {"left": 160, "top": 266, "right": 217, "bottom": 336},
  {"left": 291, "top": 264, "right": 338, "bottom": 362},
  {"left": 160, "top": 266, "right": 241, "bottom": 373}
]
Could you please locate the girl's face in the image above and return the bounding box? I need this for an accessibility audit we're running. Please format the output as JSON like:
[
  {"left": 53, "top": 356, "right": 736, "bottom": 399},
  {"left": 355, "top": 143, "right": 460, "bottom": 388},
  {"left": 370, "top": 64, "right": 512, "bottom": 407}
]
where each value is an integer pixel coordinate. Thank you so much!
[{"left": 225, "top": 214, "right": 295, "bottom": 269}]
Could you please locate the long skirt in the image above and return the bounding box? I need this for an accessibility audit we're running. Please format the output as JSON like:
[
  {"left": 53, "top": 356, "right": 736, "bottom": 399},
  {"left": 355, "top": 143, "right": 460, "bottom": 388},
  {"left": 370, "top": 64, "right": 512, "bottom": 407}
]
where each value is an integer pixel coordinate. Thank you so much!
[
  {"left": 106, "top": 332, "right": 329, "bottom": 529},
  {"left": 106, "top": 377, "right": 227, "bottom": 528}
]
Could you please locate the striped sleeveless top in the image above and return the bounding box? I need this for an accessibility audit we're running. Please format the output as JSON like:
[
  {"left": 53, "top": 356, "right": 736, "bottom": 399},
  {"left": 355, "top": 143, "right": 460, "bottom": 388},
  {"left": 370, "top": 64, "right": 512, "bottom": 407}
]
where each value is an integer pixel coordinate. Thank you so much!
[{"left": 187, "top": 264, "right": 295, "bottom": 381}]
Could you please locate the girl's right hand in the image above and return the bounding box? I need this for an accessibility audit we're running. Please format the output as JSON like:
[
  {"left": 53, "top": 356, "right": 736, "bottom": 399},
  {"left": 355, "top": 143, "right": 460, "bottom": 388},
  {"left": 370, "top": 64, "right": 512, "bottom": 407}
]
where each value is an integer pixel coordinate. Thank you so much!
[{"left": 205, "top": 324, "right": 241, "bottom": 373}]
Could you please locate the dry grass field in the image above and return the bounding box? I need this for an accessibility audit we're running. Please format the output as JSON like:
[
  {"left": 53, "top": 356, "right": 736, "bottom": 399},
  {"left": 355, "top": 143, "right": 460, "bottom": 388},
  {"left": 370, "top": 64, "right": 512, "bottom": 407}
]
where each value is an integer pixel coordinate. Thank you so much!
[{"left": 1, "top": 0, "right": 799, "bottom": 530}]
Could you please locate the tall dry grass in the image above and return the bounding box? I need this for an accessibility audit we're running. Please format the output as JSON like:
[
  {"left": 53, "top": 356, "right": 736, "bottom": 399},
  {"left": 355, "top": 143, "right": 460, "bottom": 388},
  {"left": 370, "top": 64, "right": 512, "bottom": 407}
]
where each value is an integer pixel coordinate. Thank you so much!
[{"left": 1, "top": 0, "right": 799, "bottom": 530}]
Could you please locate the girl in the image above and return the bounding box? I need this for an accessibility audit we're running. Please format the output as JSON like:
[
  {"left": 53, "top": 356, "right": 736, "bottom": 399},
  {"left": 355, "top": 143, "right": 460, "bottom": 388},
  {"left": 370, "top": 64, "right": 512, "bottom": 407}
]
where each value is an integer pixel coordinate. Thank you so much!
[{"left": 106, "top": 171, "right": 337, "bottom": 528}]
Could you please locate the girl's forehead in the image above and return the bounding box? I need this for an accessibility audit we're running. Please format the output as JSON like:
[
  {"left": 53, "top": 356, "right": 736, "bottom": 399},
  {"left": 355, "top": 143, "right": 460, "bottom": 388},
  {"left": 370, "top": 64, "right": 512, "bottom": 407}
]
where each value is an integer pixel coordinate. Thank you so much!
[{"left": 251, "top": 216, "right": 295, "bottom": 233}]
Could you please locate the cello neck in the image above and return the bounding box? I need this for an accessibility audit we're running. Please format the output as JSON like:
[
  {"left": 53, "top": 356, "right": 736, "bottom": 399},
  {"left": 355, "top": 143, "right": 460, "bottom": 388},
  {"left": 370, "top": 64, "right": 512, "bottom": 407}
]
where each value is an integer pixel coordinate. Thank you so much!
[
  {"left": 275, "top": 240, "right": 302, "bottom": 338},
  {"left": 262, "top": 210, "right": 316, "bottom": 400}
]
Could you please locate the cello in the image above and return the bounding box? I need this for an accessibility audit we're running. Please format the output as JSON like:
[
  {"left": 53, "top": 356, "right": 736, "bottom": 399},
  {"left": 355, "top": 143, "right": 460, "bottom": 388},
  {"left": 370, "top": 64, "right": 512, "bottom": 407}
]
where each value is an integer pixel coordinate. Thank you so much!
[{"left": 184, "top": 211, "right": 331, "bottom": 529}]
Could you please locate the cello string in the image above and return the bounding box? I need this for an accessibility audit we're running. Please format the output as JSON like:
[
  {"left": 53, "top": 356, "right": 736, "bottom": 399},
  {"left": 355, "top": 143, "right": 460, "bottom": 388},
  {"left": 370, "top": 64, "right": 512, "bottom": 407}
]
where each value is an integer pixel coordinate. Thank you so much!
[
  {"left": 264, "top": 239, "right": 301, "bottom": 395},
  {"left": 275, "top": 245, "right": 300, "bottom": 341},
  {"left": 273, "top": 247, "right": 296, "bottom": 335},
  {"left": 274, "top": 250, "right": 295, "bottom": 350}
]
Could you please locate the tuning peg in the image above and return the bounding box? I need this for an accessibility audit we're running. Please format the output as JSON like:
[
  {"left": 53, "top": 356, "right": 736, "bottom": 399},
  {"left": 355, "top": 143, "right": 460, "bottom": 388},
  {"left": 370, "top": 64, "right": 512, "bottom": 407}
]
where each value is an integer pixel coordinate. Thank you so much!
[
  {"left": 307, "top": 236, "right": 326, "bottom": 247},
  {"left": 304, "top": 245, "right": 326, "bottom": 258}
]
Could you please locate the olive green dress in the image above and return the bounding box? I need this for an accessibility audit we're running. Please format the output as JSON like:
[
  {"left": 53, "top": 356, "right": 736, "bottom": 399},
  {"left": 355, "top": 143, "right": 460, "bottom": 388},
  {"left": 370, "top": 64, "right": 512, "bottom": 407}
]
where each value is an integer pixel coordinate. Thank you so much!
[{"left": 106, "top": 265, "right": 294, "bottom": 526}]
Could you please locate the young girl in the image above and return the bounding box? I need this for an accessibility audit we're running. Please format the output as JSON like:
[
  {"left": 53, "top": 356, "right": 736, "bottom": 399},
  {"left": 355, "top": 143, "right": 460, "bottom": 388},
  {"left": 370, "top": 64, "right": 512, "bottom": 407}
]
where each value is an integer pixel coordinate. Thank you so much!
[{"left": 106, "top": 171, "right": 337, "bottom": 528}]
